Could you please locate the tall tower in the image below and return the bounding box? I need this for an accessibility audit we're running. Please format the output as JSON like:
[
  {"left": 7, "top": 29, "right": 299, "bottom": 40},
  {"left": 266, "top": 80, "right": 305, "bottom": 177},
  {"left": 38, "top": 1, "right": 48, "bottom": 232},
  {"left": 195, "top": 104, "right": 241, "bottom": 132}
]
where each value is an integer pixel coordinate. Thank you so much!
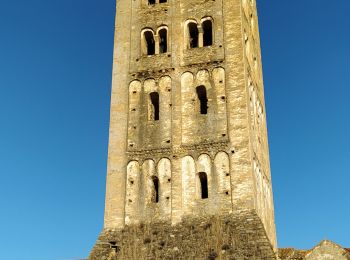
[{"left": 90, "top": 0, "right": 277, "bottom": 258}]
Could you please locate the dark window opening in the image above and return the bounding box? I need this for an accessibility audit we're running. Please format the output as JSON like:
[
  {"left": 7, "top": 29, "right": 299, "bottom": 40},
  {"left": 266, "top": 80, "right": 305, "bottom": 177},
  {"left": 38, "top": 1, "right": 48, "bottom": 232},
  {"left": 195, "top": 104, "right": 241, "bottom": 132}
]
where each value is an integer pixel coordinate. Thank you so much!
[
  {"left": 109, "top": 241, "right": 119, "bottom": 252},
  {"left": 148, "top": 0, "right": 155, "bottom": 5},
  {"left": 159, "top": 0, "right": 167, "bottom": 3},
  {"left": 150, "top": 92, "right": 159, "bottom": 120},
  {"left": 202, "top": 20, "right": 213, "bottom": 46},
  {"left": 198, "top": 172, "right": 208, "bottom": 199},
  {"left": 152, "top": 176, "right": 160, "bottom": 203},
  {"left": 188, "top": 23, "right": 199, "bottom": 48},
  {"left": 144, "top": 31, "right": 155, "bottom": 55},
  {"left": 159, "top": 28, "right": 168, "bottom": 53},
  {"left": 196, "top": 85, "right": 208, "bottom": 114}
]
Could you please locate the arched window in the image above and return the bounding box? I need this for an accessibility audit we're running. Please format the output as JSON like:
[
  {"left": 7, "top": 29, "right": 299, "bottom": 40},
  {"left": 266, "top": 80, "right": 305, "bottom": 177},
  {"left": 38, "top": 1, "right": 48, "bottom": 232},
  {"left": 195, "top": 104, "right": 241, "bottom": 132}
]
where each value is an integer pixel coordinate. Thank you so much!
[
  {"left": 202, "top": 19, "right": 213, "bottom": 46},
  {"left": 187, "top": 22, "right": 199, "bottom": 48},
  {"left": 148, "top": 0, "right": 155, "bottom": 5},
  {"left": 151, "top": 176, "right": 160, "bottom": 203},
  {"left": 196, "top": 85, "right": 208, "bottom": 114},
  {"left": 158, "top": 28, "right": 168, "bottom": 53},
  {"left": 198, "top": 172, "right": 208, "bottom": 199},
  {"left": 150, "top": 92, "right": 159, "bottom": 121},
  {"left": 143, "top": 30, "right": 155, "bottom": 55}
]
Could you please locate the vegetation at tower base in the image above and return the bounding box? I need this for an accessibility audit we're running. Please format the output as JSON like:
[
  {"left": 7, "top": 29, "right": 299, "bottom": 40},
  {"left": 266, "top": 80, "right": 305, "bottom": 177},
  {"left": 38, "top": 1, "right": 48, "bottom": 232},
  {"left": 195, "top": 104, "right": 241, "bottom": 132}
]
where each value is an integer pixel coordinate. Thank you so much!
[{"left": 89, "top": 210, "right": 276, "bottom": 260}]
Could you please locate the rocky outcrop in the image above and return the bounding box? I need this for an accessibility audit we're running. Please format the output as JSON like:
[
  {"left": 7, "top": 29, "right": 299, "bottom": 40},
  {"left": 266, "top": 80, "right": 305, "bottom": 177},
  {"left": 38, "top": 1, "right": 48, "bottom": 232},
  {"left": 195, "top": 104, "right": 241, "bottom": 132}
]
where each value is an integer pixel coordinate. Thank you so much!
[{"left": 279, "top": 240, "right": 350, "bottom": 260}]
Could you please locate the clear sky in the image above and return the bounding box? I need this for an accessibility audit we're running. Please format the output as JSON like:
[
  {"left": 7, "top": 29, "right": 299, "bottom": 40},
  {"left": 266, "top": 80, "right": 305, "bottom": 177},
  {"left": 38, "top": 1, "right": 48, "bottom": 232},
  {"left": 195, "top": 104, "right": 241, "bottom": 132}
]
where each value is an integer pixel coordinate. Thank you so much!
[{"left": 0, "top": 0, "right": 349, "bottom": 259}]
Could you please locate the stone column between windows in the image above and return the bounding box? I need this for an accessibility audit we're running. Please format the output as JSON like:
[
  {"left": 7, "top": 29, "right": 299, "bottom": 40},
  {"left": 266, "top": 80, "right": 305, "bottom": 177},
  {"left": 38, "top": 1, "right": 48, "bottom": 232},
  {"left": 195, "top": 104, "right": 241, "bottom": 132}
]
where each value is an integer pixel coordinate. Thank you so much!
[
  {"left": 198, "top": 27, "right": 204, "bottom": 48},
  {"left": 155, "top": 35, "right": 160, "bottom": 55}
]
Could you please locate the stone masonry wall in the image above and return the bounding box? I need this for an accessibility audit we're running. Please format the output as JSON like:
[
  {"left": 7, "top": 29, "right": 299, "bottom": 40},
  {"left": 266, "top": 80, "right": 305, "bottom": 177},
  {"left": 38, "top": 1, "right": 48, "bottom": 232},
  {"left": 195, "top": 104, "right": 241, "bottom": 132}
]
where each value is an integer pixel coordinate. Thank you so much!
[
  {"left": 102, "top": 0, "right": 277, "bottom": 252},
  {"left": 89, "top": 211, "right": 276, "bottom": 260},
  {"left": 242, "top": 0, "right": 277, "bottom": 247}
]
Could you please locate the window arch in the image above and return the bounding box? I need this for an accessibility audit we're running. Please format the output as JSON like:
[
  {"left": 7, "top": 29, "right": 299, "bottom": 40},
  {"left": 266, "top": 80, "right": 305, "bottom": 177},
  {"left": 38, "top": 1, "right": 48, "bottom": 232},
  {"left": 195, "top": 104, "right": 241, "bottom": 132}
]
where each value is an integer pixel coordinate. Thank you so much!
[
  {"left": 196, "top": 85, "right": 208, "bottom": 114},
  {"left": 142, "top": 29, "right": 155, "bottom": 55},
  {"left": 201, "top": 18, "right": 213, "bottom": 46},
  {"left": 186, "top": 21, "right": 199, "bottom": 48},
  {"left": 198, "top": 172, "right": 208, "bottom": 199},
  {"left": 158, "top": 27, "right": 168, "bottom": 54},
  {"left": 148, "top": 0, "right": 155, "bottom": 5},
  {"left": 151, "top": 176, "right": 160, "bottom": 203}
]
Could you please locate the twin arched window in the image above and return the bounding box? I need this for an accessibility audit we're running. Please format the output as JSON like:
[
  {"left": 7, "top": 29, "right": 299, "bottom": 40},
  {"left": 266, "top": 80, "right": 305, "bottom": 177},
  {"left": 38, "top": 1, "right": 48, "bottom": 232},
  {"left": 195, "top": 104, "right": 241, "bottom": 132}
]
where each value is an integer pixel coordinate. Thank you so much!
[
  {"left": 186, "top": 18, "right": 213, "bottom": 49},
  {"left": 158, "top": 28, "right": 168, "bottom": 53},
  {"left": 141, "top": 18, "right": 213, "bottom": 56},
  {"left": 143, "top": 30, "right": 155, "bottom": 55},
  {"left": 148, "top": 0, "right": 167, "bottom": 5},
  {"left": 202, "top": 20, "right": 213, "bottom": 46},
  {"left": 188, "top": 22, "right": 199, "bottom": 48},
  {"left": 142, "top": 27, "right": 168, "bottom": 56}
]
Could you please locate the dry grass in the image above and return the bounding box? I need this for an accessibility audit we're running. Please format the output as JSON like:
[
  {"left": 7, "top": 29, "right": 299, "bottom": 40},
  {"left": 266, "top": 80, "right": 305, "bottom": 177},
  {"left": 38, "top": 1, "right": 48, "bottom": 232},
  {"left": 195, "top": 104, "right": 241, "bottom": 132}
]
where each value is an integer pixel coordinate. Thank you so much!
[{"left": 90, "top": 212, "right": 276, "bottom": 260}]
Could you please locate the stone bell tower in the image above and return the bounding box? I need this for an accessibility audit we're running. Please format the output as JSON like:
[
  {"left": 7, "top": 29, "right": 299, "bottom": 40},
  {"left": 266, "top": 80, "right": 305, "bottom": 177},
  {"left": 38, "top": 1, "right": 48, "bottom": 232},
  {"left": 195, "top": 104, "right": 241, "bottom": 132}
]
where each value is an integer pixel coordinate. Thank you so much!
[{"left": 90, "top": 0, "right": 277, "bottom": 258}]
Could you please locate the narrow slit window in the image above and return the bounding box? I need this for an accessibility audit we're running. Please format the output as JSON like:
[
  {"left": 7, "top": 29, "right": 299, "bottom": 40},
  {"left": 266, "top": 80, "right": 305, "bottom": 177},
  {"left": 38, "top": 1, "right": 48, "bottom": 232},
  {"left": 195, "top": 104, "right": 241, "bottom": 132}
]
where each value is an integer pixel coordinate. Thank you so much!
[
  {"left": 152, "top": 176, "right": 160, "bottom": 203},
  {"left": 150, "top": 92, "right": 159, "bottom": 121},
  {"left": 202, "top": 20, "right": 213, "bottom": 46},
  {"left": 148, "top": 0, "right": 155, "bottom": 5},
  {"left": 159, "top": 0, "right": 167, "bottom": 3},
  {"left": 159, "top": 28, "right": 168, "bottom": 53},
  {"left": 144, "top": 31, "right": 155, "bottom": 55},
  {"left": 196, "top": 85, "right": 208, "bottom": 114},
  {"left": 187, "top": 22, "right": 199, "bottom": 48},
  {"left": 198, "top": 172, "right": 208, "bottom": 199}
]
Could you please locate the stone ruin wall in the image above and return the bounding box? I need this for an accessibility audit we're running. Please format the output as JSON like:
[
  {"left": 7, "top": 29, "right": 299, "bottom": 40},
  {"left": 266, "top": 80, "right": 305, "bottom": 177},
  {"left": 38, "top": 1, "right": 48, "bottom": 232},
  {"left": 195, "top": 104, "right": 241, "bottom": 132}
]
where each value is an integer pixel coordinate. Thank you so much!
[{"left": 89, "top": 211, "right": 276, "bottom": 260}]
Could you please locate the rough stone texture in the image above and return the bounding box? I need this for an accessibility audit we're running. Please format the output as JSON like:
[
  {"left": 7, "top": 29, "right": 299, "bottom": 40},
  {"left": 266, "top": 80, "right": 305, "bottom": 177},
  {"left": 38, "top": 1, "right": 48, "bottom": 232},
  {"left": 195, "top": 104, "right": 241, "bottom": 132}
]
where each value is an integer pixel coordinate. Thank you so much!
[
  {"left": 89, "top": 1, "right": 349, "bottom": 259},
  {"left": 89, "top": 211, "right": 276, "bottom": 260},
  {"left": 98, "top": 0, "right": 278, "bottom": 257},
  {"left": 103, "top": 0, "right": 276, "bottom": 244},
  {"left": 279, "top": 241, "right": 350, "bottom": 260}
]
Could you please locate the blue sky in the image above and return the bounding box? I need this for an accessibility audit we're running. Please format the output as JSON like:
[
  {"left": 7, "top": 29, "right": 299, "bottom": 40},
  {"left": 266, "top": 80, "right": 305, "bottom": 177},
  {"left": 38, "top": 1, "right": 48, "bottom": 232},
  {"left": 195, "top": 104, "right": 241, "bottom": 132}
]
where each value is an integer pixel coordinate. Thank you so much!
[{"left": 0, "top": 0, "right": 349, "bottom": 259}]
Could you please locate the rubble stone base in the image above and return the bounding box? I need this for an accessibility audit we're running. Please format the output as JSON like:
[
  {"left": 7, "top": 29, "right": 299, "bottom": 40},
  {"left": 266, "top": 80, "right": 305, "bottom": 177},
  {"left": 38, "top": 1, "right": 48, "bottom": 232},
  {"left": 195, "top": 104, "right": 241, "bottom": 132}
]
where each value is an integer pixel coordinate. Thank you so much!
[{"left": 89, "top": 211, "right": 276, "bottom": 260}]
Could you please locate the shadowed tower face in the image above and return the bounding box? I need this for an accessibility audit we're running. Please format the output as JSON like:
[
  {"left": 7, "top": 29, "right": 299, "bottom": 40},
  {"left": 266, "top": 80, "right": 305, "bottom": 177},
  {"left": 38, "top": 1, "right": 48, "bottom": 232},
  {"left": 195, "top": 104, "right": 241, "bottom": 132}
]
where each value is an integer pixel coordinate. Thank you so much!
[{"left": 104, "top": 0, "right": 277, "bottom": 250}]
